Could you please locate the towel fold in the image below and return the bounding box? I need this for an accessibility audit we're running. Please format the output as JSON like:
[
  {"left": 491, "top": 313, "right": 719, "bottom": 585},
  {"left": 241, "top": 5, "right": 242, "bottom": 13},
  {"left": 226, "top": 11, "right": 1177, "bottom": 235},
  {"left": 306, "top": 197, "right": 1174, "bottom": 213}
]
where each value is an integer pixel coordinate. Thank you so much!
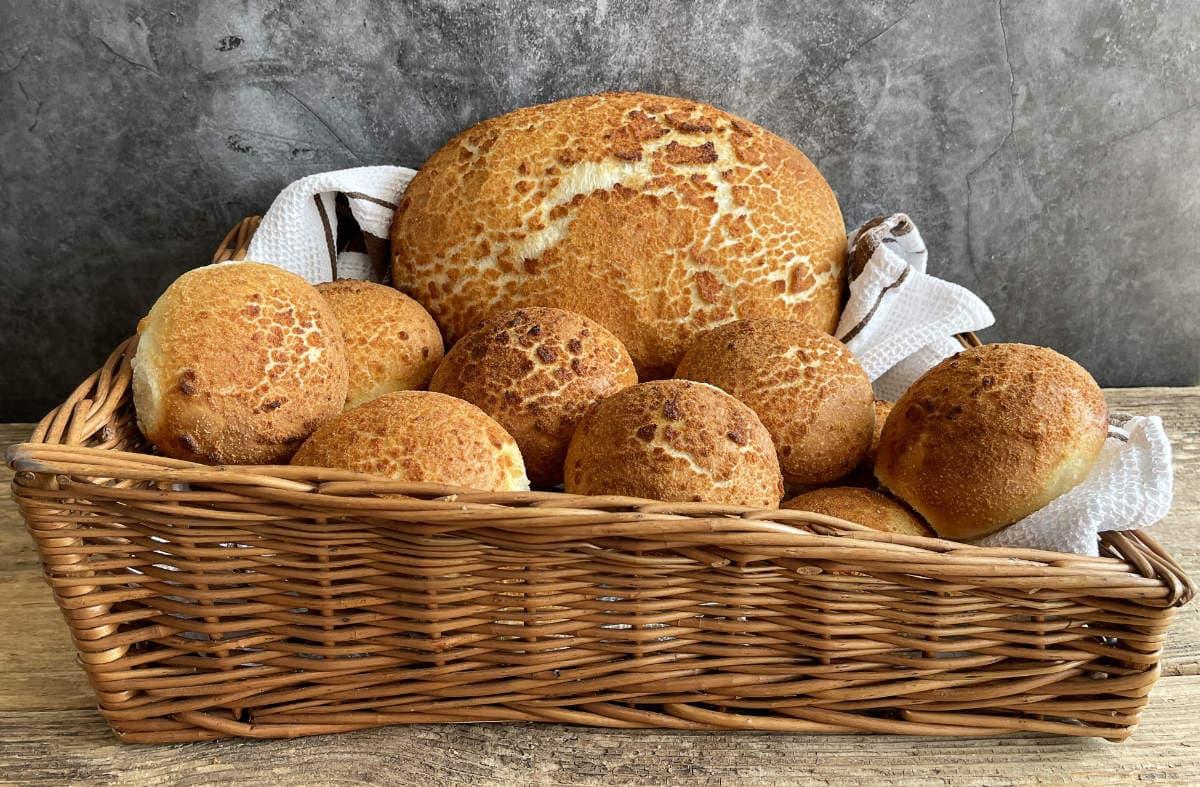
[
  {"left": 836, "top": 213, "right": 995, "bottom": 400},
  {"left": 246, "top": 165, "right": 416, "bottom": 282}
]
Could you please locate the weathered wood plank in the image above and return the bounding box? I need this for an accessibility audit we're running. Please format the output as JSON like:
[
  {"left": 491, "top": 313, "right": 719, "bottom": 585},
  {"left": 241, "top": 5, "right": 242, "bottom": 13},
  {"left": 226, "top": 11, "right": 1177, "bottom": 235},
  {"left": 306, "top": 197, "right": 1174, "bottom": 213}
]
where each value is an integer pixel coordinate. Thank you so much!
[
  {"left": 0, "top": 424, "right": 41, "bottom": 574},
  {"left": 0, "top": 571, "right": 93, "bottom": 712}
]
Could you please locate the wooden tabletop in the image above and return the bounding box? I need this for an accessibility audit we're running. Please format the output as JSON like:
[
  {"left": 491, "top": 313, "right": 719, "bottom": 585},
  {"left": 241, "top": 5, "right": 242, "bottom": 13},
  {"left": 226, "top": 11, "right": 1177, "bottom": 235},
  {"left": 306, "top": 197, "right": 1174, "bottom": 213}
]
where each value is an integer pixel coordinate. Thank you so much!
[{"left": 3, "top": 387, "right": 1198, "bottom": 786}]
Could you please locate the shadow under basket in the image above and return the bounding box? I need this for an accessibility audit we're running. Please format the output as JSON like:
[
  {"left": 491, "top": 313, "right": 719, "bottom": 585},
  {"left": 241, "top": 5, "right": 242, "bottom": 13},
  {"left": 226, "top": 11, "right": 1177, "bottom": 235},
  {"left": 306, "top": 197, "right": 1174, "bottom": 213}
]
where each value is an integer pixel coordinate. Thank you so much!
[{"left": 7, "top": 219, "right": 1195, "bottom": 744}]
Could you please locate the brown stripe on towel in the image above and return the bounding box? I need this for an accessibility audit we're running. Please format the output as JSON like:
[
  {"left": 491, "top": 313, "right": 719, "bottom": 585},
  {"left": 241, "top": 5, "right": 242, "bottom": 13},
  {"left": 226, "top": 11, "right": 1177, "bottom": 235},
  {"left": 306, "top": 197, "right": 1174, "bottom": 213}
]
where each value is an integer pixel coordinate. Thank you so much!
[
  {"left": 840, "top": 267, "right": 911, "bottom": 343},
  {"left": 314, "top": 194, "right": 338, "bottom": 279},
  {"left": 362, "top": 232, "right": 391, "bottom": 283},
  {"left": 344, "top": 191, "right": 399, "bottom": 211}
]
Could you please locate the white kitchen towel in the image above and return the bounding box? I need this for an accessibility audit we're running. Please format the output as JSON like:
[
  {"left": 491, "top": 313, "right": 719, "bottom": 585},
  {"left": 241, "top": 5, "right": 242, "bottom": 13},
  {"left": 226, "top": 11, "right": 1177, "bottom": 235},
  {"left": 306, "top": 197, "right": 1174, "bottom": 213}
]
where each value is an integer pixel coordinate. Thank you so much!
[
  {"left": 245, "top": 165, "right": 416, "bottom": 282},
  {"left": 836, "top": 214, "right": 995, "bottom": 401},
  {"left": 975, "top": 414, "right": 1174, "bottom": 557}
]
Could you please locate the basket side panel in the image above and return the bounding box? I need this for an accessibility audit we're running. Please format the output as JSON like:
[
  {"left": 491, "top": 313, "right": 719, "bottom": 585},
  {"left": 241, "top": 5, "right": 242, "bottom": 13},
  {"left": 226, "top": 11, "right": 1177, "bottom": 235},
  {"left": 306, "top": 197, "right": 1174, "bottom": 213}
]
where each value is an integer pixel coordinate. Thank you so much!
[{"left": 13, "top": 487, "right": 1177, "bottom": 742}]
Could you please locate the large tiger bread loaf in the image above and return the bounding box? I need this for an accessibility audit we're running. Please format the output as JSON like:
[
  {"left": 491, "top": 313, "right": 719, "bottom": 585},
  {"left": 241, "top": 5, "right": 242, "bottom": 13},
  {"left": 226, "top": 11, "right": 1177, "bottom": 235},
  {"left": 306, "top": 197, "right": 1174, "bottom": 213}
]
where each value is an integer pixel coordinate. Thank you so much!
[{"left": 391, "top": 91, "right": 847, "bottom": 378}]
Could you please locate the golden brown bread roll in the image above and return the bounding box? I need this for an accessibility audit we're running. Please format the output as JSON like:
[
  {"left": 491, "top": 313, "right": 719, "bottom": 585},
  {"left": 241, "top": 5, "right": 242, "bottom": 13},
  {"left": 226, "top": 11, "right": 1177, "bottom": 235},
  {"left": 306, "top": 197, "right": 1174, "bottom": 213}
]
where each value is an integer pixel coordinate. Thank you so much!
[
  {"left": 781, "top": 486, "right": 934, "bottom": 537},
  {"left": 675, "top": 319, "right": 875, "bottom": 485},
  {"left": 563, "top": 380, "right": 783, "bottom": 506},
  {"left": 429, "top": 307, "right": 637, "bottom": 486},
  {"left": 291, "top": 390, "right": 529, "bottom": 491},
  {"left": 132, "top": 261, "right": 348, "bottom": 464},
  {"left": 875, "top": 343, "right": 1108, "bottom": 540},
  {"left": 315, "top": 280, "right": 443, "bottom": 407},
  {"left": 392, "top": 91, "right": 846, "bottom": 379}
]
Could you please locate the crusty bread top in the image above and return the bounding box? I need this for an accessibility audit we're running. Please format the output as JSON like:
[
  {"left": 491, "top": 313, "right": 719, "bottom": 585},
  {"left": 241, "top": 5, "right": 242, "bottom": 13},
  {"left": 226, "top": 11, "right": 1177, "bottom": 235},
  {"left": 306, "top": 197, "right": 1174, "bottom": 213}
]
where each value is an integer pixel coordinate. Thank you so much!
[
  {"left": 290, "top": 390, "right": 529, "bottom": 491},
  {"left": 874, "top": 343, "right": 1108, "bottom": 540},
  {"left": 315, "top": 280, "right": 444, "bottom": 408},
  {"left": 564, "top": 379, "right": 783, "bottom": 506},
  {"left": 392, "top": 91, "right": 846, "bottom": 378},
  {"left": 131, "top": 261, "right": 348, "bottom": 464},
  {"left": 429, "top": 307, "right": 637, "bottom": 486},
  {"left": 675, "top": 319, "right": 874, "bottom": 485},
  {"left": 782, "top": 486, "right": 933, "bottom": 537}
]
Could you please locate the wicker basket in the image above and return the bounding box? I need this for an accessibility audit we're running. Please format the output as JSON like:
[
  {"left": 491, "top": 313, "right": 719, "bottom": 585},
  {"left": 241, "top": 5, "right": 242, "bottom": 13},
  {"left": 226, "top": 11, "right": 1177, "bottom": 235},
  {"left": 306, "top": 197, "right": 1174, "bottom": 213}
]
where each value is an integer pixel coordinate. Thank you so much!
[{"left": 8, "top": 218, "right": 1194, "bottom": 744}]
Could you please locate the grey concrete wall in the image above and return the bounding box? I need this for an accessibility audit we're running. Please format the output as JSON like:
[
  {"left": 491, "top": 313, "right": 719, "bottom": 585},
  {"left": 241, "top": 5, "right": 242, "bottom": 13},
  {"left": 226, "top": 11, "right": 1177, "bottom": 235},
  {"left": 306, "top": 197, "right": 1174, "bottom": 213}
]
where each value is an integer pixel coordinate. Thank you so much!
[{"left": 2, "top": 0, "right": 1198, "bottom": 420}]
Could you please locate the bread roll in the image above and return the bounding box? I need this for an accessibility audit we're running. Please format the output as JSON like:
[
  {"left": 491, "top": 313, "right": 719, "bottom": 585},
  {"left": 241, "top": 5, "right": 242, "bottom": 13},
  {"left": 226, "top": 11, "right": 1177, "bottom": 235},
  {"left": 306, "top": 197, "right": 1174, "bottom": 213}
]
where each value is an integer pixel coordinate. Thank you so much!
[
  {"left": 132, "top": 261, "right": 348, "bottom": 464},
  {"left": 782, "top": 487, "right": 933, "bottom": 537},
  {"left": 875, "top": 343, "right": 1108, "bottom": 540},
  {"left": 564, "top": 380, "right": 783, "bottom": 506},
  {"left": 392, "top": 91, "right": 846, "bottom": 378},
  {"left": 429, "top": 307, "right": 637, "bottom": 486},
  {"left": 675, "top": 319, "right": 874, "bottom": 485},
  {"left": 291, "top": 390, "right": 529, "bottom": 491},
  {"left": 315, "top": 280, "right": 443, "bottom": 407}
]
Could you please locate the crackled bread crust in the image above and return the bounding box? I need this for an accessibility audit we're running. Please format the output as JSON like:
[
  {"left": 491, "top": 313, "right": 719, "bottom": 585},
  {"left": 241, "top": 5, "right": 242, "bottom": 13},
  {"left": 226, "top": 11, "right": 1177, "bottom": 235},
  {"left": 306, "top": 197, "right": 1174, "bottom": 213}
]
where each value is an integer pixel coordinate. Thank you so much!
[
  {"left": 675, "top": 319, "right": 874, "bottom": 485},
  {"left": 315, "top": 280, "right": 444, "bottom": 408},
  {"left": 875, "top": 343, "right": 1109, "bottom": 540},
  {"left": 429, "top": 307, "right": 637, "bottom": 486},
  {"left": 782, "top": 486, "right": 933, "bottom": 537},
  {"left": 132, "top": 261, "right": 348, "bottom": 464},
  {"left": 291, "top": 390, "right": 529, "bottom": 492},
  {"left": 563, "top": 379, "right": 783, "bottom": 506},
  {"left": 391, "top": 91, "right": 847, "bottom": 378}
]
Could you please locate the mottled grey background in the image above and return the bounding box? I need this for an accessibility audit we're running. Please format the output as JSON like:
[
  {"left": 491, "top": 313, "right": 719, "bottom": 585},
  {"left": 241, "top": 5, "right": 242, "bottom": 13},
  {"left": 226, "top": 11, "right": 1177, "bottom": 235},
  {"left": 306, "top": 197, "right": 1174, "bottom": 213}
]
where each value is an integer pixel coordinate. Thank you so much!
[{"left": 2, "top": 0, "right": 1198, "bottom": 420}]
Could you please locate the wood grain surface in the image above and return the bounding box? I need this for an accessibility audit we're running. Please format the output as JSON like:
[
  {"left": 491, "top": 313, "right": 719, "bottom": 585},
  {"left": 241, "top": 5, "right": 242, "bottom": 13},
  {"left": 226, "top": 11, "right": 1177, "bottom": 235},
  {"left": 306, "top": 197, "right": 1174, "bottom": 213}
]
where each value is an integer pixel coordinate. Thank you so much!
[{"left": 2, "top": 387, "right": 1197, "bottom": 786}]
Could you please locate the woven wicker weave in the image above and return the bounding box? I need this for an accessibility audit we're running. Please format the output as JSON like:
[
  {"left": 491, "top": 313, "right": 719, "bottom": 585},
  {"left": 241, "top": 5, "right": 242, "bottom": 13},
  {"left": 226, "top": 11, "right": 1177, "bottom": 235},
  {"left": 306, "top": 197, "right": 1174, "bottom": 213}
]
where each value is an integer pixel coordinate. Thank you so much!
[{"left": 7, "top": 218, "right": 1194, "bottom": 743}]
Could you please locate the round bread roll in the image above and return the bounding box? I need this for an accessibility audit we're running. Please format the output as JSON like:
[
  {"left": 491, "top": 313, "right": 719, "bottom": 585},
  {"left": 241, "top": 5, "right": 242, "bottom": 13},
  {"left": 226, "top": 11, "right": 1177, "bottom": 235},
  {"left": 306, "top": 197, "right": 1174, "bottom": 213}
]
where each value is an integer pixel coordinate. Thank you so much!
[
  {"left": 392, "top": 91, "right": 846, "bottom": 379},
  {"left": 563, "top": 380, "right": 783, "bottom": 506},
  {"left": 132, "top": 261, "right": 348, "bottom": 464},
  {"left": 290, "top": 390, "right": 529, "bottom": 491},
  {"left": 315, "top": 280, "right": 444, "bottom": 408},
  {"left": 429, "top": 307, "right": 637, "bottom": 486},
  {"left": 875, "top": 343, "right": 1108, "bottom": 540},
  {"left": 675, "top": 319, "right": 874, "bottom": 485},
  {"left": 782, "top": 487, "right": 933, "bottom": 537}
]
